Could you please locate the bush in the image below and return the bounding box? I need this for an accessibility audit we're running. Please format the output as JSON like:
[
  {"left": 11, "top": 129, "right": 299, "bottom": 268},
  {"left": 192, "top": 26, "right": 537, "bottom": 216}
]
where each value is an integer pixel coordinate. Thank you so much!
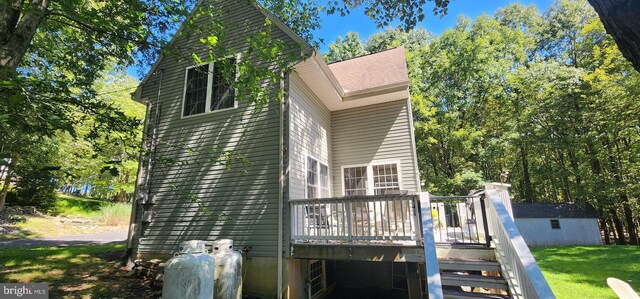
[
  {"left": 98, "top": 203, "right": 132, "bottom": 226},
  {"left": 7, "top": 170, "right": 59, "bottom": 210}
]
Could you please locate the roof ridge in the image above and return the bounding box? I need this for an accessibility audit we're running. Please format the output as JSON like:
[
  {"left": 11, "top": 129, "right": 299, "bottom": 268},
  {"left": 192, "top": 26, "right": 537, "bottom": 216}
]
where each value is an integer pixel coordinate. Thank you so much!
[{"left": 326, "top": 46, "right": 405, "bottom": 65}]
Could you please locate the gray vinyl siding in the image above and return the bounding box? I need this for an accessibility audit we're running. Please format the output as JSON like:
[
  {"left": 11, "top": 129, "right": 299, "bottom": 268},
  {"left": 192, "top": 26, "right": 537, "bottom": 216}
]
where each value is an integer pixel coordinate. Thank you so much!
[
  {"left": 132, "top": 0, "right": 300, "bottom": 257},
  {"left": 288, "top": 74, "right": 332, "bottom": 200},
  {"left": 331, "top": 99, "right": 419, "bottom": 196}
]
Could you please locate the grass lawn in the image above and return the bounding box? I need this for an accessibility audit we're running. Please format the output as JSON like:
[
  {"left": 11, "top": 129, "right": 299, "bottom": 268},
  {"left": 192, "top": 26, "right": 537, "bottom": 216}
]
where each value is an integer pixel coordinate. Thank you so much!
[
  {"left": 0, "top": 244, "right": 151, "bottom": 298},
  {"left": 531, "top": 246, "right": 640, "bottom": 299},
  {"left": 53, "top": 194, "right": 110, "bottom": 217},
  {"left": 1, "top": 194, "right": 131, "bottom": 240}
]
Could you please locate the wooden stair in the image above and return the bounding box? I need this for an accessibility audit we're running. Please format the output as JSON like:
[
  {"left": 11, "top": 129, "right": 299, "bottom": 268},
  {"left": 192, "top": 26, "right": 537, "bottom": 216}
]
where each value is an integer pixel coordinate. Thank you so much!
[
  {"left": 438, "top": 248, "right": 510, "bottom": 299},
  {"left": 441, "top": 289, "right": 511, "bottom": 299},
  {"left": 440, "top": 272, "right": 508, "bottom": 290}
]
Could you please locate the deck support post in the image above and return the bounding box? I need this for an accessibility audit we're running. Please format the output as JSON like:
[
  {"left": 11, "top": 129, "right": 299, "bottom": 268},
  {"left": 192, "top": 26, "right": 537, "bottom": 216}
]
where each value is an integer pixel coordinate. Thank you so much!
[{"left": 406, "top": 262, "right": 422, "bottom": 299}]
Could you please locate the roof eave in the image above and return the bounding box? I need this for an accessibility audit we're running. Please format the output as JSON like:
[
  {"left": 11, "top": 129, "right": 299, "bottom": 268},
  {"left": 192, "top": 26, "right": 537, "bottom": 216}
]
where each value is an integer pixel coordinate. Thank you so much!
[{"left": 342, "top": 80, "right": 410, "bottom": 99}]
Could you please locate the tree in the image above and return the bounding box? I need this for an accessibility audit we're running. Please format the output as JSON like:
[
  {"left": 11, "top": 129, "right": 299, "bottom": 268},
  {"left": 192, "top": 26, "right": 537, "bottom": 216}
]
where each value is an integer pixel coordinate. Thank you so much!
[
  {"left": 323, "top": 27, "right": 432, "bottom": 63},
  {"left": 323, "top": 32, "right": 367, "bottom": 63},
  {"left": 0, "top": 0, "right": 189, "bottom": 210}
]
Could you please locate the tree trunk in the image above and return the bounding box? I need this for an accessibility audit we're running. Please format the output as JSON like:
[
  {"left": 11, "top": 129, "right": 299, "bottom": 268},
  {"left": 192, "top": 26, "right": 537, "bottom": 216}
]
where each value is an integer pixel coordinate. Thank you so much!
[
  {"left": 623, "top": 201, "right": 639, "bottom": 245},
  {"left": 599, "top": 217, "right": 611, "bottom": 245},
  {"left": 0, "top": 156, "right": 17, "bottom": 211},
  {"left": 609, "top": 208, "right": 626, "bottom": 245},
  {"left": 0, "top": 0, "right": 49, "bottom": 69},
  {"left": 520, "top": 147, "right": 534, "bottom": 203}
]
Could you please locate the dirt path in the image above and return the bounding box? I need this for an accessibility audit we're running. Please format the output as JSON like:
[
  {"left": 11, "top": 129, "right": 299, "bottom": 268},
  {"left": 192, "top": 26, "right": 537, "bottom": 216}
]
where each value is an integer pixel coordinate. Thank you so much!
[{"left": 0, "top": 229, "right": 128, "bottom": 247}]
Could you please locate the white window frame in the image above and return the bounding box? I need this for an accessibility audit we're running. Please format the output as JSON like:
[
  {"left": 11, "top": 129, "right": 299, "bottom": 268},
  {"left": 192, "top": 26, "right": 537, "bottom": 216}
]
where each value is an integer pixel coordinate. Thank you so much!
[
  {"left": 181, "top": 54, "right": 240, "bottom": 118},
  {"left": 341, "top": 161, "right": 403, "bottom": 196},
  {"left": 308, "top": 260, "right": 326, "bottom": 298},
  {"left": 305, "top": 155, "right": 330, "bottom": 199}
]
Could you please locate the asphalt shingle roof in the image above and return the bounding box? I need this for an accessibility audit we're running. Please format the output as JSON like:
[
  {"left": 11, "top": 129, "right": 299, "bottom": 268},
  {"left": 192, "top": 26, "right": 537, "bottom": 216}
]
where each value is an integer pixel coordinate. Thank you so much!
[
  {"left": 327, "top": 47, "right": 409, "bottom": 94},
  {"left": 512, "top": 203, "right": 598, "bottom": 219}
]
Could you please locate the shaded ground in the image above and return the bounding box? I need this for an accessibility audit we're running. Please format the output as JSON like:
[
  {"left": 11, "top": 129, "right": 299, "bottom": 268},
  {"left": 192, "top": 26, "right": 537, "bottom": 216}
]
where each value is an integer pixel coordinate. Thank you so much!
[
  {"left": 1, "top": 205, "right": 128, "bottom": 241},
  {"left": 0, "top": 244, "right": 154, "bottom": 299},
  {"left": 0, "top": 230, "right": 127, "bottom": 247}
]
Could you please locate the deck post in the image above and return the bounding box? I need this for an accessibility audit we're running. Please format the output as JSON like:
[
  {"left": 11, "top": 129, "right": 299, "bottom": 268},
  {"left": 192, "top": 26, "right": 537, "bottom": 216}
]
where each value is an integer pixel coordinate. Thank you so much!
[
  {"left": 406, "top": 262, "right": 423, "bottom": 299},
  {"left": 419, "top": 192, "right": 443, "bottom": 299}
]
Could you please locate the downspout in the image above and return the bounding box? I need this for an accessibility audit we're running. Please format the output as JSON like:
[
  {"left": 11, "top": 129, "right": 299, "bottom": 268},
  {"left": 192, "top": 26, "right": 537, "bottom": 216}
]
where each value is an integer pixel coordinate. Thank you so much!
[
  {"left": 277, "top": 71, "right": 285, "bottom": 299},
  {"left": 126, "top": 97, "right": 151, "bottom": 256},
  {"left": 127, "top": 69, "right": 163, "bottom": 260},
  {"left": 406, "top": 96, "right": 421, "bottom": 194}
]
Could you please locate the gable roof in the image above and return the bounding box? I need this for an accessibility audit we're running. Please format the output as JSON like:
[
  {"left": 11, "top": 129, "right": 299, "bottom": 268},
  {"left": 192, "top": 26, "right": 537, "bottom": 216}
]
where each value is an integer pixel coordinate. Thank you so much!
[
  {"left": 327, "top": 47, "right": 409, "bottom": 95},
  {"left": 134, "top": 0, "right": 312, "bottom": 99},
  {"left": 512, "top": 203, "right": 598, "bottom": 219}
]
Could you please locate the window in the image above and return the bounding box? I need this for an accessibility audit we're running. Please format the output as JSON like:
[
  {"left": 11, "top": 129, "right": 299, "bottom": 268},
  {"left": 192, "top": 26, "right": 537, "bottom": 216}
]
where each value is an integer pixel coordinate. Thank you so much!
[
  {"left": 320, "top": 164, "right": 330, "bottom": 198},
  {"left": 343, "top": 166, "right": 368, "bottom": 196},
  {"left": 372, "top": 164, "right": 400, "bottom": 195},
  {"left": 307, "top": 260, "right": 335, "bottom": 298},
  {"left": 306, "top": 156, "right": 329, "bottom": 198},
  {"left": 343, "top": 162, "right": 401, "bottom": 196},
  {"left": 308, "top": 260, "right": 325, "bottom": 298},
  {"left": 550, "top": 219, "right": 561, "bottom": 229},
  {"left": 183, "top": 57, "right": 237, "bottom": 117}
]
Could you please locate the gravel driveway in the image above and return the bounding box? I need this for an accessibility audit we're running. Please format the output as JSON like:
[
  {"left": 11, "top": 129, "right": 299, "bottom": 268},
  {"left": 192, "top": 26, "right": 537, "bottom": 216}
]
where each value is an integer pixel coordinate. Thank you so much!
[{"left": 0, "top": 229, "right": 128, "bottom": 248}]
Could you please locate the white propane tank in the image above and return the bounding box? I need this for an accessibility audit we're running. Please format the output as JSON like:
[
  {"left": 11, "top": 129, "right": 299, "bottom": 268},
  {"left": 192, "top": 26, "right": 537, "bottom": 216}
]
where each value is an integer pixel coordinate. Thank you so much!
[
  {"left": 211, "top": 239, "right": 243, "bottom": 299},
  {"left": 162, "top": 240, "right": 215, "bottom": 299}
]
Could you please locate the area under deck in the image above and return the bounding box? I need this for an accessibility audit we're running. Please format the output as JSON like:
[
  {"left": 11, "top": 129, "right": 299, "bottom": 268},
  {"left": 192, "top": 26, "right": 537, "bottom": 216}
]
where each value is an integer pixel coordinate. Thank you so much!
[{"left": 291, "top": 243, "right": 425, "bottom": 262}]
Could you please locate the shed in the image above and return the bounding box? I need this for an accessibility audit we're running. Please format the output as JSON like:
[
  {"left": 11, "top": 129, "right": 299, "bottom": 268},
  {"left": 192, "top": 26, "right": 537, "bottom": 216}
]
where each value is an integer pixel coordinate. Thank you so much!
[{"left": 512, "top": 203, "right": 602, "bottom": 247}]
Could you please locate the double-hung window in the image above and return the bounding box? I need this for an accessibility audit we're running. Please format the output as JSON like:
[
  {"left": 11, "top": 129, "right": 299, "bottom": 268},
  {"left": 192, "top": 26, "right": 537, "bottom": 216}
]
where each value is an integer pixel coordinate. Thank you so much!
[
  {"left": 183, "top": 56, "right": 237, "bottom": 117},
  {"left": 343, "top": 163, "right": 401, "bottom": 196},
  {"left": 306, "top": 156, "right": 329, "bottom": 198}
]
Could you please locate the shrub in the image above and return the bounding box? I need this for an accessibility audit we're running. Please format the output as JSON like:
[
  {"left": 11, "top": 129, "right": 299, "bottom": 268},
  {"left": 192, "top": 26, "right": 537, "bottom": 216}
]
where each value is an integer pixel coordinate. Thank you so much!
[
  {"left": 7, "top": 170, "right": 59, "bottom": 210},
  {"left": 98, "top": 203, "right": 132, "bottom": 226}
]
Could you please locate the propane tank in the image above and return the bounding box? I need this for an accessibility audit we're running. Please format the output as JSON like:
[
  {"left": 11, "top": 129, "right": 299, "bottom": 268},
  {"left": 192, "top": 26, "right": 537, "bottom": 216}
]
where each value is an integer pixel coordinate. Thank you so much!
[
  {"left": 162, "top": 240, "right": 215, "bottom": 299},
  {"left": 211, "top": 239, "right": 243, "bottom": 299}
]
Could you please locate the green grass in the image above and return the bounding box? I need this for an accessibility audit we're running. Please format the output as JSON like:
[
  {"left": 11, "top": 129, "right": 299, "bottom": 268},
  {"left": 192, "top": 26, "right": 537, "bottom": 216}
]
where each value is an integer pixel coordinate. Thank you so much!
[
  {"left": 53, "top": 193, "right": 109, "bottom": 217},
  {"left": 0, "top": 245, "right": 147, "bottom": 298},
  {"left": 531, "top": 246, "right": 640, "bottom": 299},
  {"left": 0, "top": 194, "right": 132, "bottom": 240},
  {"left": 54, "top": 193, "right": 131, "bottom": 226}
]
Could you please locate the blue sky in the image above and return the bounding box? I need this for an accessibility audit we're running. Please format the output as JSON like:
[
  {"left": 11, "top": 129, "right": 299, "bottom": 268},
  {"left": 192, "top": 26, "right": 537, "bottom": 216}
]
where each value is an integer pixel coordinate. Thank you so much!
[
  {"left": 314, "top": 0, "right": 554, "bottom": 52},
  {"left": 129, "top": 1, "right": 555, "bottom": 78}
]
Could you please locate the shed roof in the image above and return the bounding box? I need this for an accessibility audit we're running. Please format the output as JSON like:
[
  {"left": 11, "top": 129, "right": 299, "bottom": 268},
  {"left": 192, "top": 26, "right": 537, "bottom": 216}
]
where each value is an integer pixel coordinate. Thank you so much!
[
  {"left": 512, "top": 203, "right": 598, "bottom": 219},
  {"left": 327, "top": 46, "right": 409, "bottom": 95}
]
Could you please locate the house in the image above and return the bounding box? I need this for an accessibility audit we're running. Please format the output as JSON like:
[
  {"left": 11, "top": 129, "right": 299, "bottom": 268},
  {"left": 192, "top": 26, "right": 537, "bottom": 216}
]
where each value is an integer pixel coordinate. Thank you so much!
[
  {"left": 127, "top": 0, "right": 420, "bottom": 297},
  {"left": 126, "top": 1, "right": 555, "bottom": 298},
  {"left": 512, "top": 203, "right": 602, "bottom": 247}
]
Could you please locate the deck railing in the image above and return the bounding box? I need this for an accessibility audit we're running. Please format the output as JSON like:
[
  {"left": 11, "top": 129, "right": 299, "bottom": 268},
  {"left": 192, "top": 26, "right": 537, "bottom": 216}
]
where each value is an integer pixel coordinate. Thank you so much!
[
  {"left": 290, "top": 194, "right": 421, "bottom": 244},
  {"left": 429, "top": 195, "right": 489, "bottom": 246},
  {"left": 485, "top": 189, "right": 555, "bottom": 299}
]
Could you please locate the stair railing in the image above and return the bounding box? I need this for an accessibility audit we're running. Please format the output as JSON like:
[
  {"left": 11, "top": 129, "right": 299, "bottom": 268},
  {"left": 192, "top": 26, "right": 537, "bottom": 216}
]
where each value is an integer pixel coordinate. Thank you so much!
[
  {"left": 419, "top": 192, "right": 444, "bottom": 299},
  {"left": 484, "top": 189, "right": 555, "bottom": 299}
]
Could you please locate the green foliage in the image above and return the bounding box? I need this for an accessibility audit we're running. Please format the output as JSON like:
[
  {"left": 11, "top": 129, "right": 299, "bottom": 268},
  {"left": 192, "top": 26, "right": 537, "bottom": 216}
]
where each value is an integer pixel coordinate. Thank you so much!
[
  {"left": 7, "top": 170, "right": 58, "bottom": 210},
  {"left": 323, "top": 27, "right": 431, "bottom": 63},
  {"left": 56, "top": 70, "right": 144, "bottom": 201},
  {"left": 324, "top": 32, "right": 368, "bottom": 63}
]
